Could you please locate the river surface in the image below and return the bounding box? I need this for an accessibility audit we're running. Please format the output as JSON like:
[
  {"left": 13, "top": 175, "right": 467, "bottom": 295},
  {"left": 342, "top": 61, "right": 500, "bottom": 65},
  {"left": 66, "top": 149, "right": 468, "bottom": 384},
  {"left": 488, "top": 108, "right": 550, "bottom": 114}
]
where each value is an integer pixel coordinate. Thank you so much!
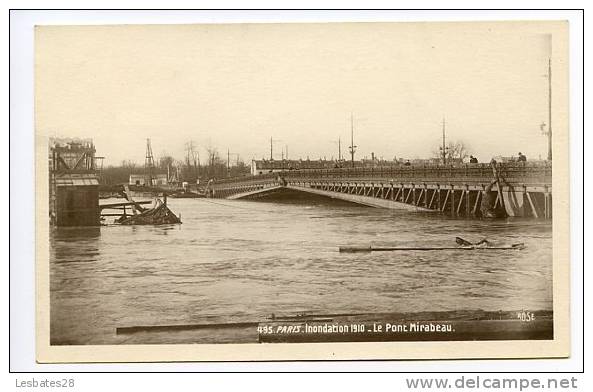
[{"left": 50, "top": 195, "right": 552, "bottom": 345}]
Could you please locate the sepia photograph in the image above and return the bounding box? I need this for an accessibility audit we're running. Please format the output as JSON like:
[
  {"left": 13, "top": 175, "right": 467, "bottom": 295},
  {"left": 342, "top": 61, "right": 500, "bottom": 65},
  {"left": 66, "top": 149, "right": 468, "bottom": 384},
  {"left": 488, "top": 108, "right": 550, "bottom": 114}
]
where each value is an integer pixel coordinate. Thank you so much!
[{"left": 34, "top": 19, "right": 570, "bottom": 362}]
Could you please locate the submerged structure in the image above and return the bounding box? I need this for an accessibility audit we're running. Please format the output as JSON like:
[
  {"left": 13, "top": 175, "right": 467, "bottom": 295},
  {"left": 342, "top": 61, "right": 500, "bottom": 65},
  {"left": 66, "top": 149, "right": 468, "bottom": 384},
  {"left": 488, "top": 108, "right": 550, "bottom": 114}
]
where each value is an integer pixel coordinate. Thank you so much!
[
  {"left": 49, "top": 138, "right": 101, "bottom": 226},
  {"left": 115, "top": 198, "right": 182, "bottom": 225},
  {"left": 99, "top": 186, "right": 182, "bottom": 225}
]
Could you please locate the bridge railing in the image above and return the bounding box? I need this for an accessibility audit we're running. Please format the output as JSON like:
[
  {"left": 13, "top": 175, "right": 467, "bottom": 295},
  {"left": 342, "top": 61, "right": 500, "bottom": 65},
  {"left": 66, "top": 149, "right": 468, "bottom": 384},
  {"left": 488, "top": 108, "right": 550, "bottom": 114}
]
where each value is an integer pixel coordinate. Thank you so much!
[
  {"left": 209, "top": 161, "right": 551, "bottom": 188},
  {"left": 207, "top": 173, "right": 278, "bottom": 188},
  {"left": 283, "top": 162, "right": 551, "bottom": 185}
]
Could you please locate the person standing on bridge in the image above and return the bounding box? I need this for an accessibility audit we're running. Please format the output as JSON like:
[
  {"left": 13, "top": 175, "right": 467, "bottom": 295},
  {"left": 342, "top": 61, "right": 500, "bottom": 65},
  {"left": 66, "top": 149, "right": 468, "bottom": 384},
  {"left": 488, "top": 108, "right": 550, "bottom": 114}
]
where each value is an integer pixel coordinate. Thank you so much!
[
  {"left": 469, "top": 155, "right": 478, "bottom": 163},
  {"left": 517, "top": 152, "right": 527, "bottom": 162}
]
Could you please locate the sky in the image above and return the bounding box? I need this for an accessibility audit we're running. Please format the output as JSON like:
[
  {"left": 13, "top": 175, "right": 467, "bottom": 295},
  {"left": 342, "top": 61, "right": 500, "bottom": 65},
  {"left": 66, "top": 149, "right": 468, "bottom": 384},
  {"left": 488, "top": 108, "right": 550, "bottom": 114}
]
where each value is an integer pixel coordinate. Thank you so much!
[{"left": 35, "top": 22, "right": 557, "bottom": 166}]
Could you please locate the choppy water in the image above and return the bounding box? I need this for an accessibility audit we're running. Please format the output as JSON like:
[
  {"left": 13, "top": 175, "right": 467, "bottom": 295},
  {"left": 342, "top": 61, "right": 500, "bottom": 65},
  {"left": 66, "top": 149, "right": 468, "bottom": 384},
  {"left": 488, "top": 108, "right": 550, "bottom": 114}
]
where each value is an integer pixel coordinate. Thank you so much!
[{"left": 50, "top": 194, "right": 552, "bottom": 345}]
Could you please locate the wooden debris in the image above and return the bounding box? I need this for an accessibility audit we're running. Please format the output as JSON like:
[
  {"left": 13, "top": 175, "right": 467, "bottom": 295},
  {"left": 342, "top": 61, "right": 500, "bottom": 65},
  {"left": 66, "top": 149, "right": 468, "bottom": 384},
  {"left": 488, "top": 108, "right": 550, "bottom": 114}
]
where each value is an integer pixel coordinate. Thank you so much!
[
  {"left": 99, "top": 201, "right": 152, "bottom": 210},
  {"left": 116, "top": 199, "right": 181, "bottom": 225}
]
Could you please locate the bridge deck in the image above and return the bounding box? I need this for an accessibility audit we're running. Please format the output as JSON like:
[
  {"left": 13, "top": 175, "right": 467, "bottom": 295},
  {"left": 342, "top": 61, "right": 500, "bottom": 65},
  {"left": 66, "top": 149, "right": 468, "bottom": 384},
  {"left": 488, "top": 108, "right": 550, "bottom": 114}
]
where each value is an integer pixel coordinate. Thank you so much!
[{"left": 206, "top": 162, "right": 552, "bottom": 218}]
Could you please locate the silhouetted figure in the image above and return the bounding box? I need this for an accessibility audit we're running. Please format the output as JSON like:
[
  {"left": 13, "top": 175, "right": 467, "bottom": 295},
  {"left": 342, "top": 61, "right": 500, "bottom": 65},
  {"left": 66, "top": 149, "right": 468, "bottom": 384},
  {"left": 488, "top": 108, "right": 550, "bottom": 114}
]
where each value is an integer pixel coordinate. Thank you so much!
[
  {"left": 469, "top": 155, "right": 478, "bottom": 163},
  {"left": 404, "top": 160, "right": 411, "bottom": 166},
  {"left": 517, "top": 152, "right": 527, "bottom": 162}
]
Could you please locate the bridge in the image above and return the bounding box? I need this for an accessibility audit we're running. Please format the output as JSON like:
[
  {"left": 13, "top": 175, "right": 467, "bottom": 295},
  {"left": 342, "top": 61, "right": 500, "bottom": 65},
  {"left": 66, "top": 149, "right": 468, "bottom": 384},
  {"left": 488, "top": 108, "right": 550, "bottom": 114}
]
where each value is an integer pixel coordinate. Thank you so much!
[{"left": 206, "top": 162, "right": 552, "bottom": 219}]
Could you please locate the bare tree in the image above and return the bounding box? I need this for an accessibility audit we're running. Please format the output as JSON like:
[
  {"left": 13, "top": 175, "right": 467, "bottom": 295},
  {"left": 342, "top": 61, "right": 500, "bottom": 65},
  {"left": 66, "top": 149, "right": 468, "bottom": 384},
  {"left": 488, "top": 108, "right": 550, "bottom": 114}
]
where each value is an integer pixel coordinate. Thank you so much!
[
  {"left": 158, "top": 154, "right": 175, "bottom": 171},
  {"left": 120, "top": 160, "right": 137, "bottom": 169},
  {"left": 206, "top": 147, "right": 223, "bottom": 178},
  {"left": 433, "top": 140, "right": 471, "bottom": 163},
  {"left": 184, "top": 141, "right": 200, "bottom": 181},
  {"left": 447, "top": 141, "right": 470, "bottom": 161}
]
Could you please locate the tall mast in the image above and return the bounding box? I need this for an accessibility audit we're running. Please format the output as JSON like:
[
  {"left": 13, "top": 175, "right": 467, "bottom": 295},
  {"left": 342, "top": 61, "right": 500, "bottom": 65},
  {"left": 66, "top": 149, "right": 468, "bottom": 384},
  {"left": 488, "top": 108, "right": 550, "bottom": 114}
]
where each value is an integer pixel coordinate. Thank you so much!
[
  {"left": 269, "top": 137, "right": 281, "bottom": 161},
  {"left": 441, "top": 117, "right": 447, "bottom": 165},
  {"left": 338, "top": 137, "right": 341, "bottom": 161},
  {"left": 349, "top": 112, "right": 357, "bottom": 167},
  {"left": 351, "top": 113, "right": 353, "bottom": 163},
  {"left": 193, "top": 145, "right": 197, "bottom": 180}
]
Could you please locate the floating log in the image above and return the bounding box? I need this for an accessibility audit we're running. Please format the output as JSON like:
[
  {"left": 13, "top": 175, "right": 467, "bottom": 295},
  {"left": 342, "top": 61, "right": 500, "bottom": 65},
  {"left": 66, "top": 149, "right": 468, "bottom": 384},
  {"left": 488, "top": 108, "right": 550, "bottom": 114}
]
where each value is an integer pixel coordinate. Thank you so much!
[{"left": 339, "top": 243, "right": 524, "bottom": 253}]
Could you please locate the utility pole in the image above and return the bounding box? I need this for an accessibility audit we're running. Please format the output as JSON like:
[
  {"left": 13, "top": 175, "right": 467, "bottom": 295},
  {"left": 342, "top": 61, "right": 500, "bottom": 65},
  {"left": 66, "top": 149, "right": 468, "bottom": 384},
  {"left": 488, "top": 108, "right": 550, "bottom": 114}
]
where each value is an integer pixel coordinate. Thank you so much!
[
  {"left": 185, "top": 143, "right": 191, "bottom": 176},
  {"left": 145, "top": 138, "right": 154, "bottom": 186},
  {"left": 442, "top": 117, "right": 446, "bottom": 164},
  {"left": 348, "top": 112, "right": 357, "bottom": 167},
  {"left": 269, "top": 137, "right": 281, "bottom": 161},
  {"left": 185, "top": 140, "right": 198, "bottom": 182},
  {"left": 540, "top": 57, "right": 553, "bottom": 161},
  {"left": 193, "top": 150, "right": 198, "bottom": 182},
  {"left": 332, "top": 137, "right": 342, "bottom": 162},
  {"left": 226, "top": 150, "right": 239, "bottom": 177}
]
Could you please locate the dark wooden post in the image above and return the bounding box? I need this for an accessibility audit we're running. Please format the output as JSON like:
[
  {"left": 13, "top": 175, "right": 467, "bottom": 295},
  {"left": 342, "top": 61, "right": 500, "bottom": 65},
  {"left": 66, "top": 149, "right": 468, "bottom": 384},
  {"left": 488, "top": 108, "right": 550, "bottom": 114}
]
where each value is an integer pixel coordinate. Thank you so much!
[
  {"left": 438, "top": 186, "right": 441, "bottom": 211},
  {"left": 451, "top": 188, "right": 455, "bottom": 216},
  {"left": 466, "top": 188, "right": 470, "bottom": 217}
]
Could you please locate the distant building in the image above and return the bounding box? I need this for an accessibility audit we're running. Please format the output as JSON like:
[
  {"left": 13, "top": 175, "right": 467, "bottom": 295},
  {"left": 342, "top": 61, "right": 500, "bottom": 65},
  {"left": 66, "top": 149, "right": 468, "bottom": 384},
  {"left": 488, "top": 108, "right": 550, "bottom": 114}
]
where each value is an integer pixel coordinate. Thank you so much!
[{"left": 129, "top": 173, "right": 168, "bottom": 186}]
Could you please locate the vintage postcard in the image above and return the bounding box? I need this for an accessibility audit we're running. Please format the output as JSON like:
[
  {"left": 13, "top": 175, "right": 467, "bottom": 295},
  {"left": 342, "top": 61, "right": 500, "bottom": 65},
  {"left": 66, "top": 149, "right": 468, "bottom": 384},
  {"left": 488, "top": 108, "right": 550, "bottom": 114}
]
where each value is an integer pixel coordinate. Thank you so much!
[{"left": 35, "top": 20, "right": 570, "bottom": 362}]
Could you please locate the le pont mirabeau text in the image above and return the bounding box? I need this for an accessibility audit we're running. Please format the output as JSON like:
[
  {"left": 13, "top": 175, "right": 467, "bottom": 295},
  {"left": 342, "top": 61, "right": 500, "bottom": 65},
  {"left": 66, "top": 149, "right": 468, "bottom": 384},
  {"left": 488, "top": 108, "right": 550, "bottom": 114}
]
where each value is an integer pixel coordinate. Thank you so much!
[{"left": 303, "top": 322, "right": 452, "bottom": 334}]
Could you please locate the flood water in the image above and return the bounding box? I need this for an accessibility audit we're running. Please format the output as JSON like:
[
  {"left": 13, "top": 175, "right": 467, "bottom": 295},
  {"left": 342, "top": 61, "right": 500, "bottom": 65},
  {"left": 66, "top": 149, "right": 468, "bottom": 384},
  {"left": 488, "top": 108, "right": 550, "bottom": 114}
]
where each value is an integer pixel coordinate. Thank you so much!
[{"left": 50, "top": 193, "right": 553, "bottom": 345}]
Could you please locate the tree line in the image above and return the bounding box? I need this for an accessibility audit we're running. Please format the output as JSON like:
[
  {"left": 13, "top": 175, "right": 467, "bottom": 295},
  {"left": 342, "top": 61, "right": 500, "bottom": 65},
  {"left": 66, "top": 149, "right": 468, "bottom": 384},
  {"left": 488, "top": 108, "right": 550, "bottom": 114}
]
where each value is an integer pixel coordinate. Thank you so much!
[
  {"left": 98, "top": 139, "right": 473, "bottom": 185},
  {"left": 99, "top": 145, "right": 250, "bottom": 185}
]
